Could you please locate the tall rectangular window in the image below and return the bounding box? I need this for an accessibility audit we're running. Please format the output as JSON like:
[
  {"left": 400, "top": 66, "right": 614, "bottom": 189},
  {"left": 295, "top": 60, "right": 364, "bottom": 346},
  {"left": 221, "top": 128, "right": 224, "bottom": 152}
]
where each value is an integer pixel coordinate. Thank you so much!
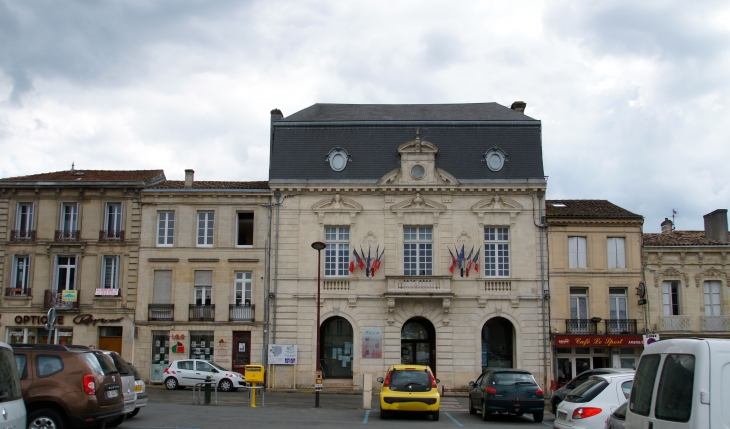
[
  {"left": 609, "top": 288, "right": 628, "bottom": 319},
  {"left": 570, "top": 288, "right": 588, "bottom": 319},
  {"left": 157, "top": 211, "right": 175, "bottom": 246},
  {"left": 197, "top": 212, "right": 214, "bottom": 247},
  {"left": 235, "top": 272, "right": 252, "bottom": 305},
  {"left": 60, "top": 203, "right": 78, "bottom": 231},
  {"left": 325, "top": 227, "right": 350, "bottom": 276},
  {"left": 105, "top": 203, "right": 122, "bottom": 232},
  {"left": 237, "top": 212, "right": 254, "bottom": 246},
  {"left": 12, "top": 255, "right": 31, "bottom": 294},
  {"left": 484, "top": 227, "right": 510, "bottom": 277},
  {"left": 403, "top": 227, "right": 432, "bottom": 276},
  {"left": 568, "top": 236, "right": 587, "bottom": 268},
  {"left": 704, "top": 281, "right": 722, "bottom": 316},
  {"left": 194, "top": 270, "right": 212, "bottom": 305},
  {"left": 662, "top": 281, "right": 680, "bottom": 315},
  {"left": 100, "top": 256, "right": 120, "bottom": 289},
  {"left": 607, "top": 237, "right": 626, "bottom": 269},
  {"left": 54, "top": 256, "right": 78, "bottom": 291},
  {"left": 16, "top": 203, "right": 34, "bottom": 232},
  {"left": 152, "top": 270, "right": 172, "bottom": 304}
]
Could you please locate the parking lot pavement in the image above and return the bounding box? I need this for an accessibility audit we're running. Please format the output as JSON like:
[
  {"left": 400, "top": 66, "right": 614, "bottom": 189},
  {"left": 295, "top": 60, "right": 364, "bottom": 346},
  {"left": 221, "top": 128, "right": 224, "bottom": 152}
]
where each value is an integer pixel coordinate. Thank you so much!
[{"left": 120, "top": 388, "right": 554, "bottom": 428}]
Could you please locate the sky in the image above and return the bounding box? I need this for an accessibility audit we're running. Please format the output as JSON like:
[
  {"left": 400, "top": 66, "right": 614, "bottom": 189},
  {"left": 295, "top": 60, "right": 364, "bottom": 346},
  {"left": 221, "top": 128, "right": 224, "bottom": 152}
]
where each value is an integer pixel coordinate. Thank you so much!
[{"left": 1, "top": 1, "right": 729, "bottom": 233}]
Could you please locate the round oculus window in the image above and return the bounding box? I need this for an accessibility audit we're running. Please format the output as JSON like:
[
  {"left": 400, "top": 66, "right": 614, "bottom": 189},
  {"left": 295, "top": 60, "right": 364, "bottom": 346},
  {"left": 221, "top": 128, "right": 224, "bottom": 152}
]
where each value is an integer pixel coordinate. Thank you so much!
[
  {"left": 411, "top": 164, "right": 425, "bottom": 180},
  {"left": 484, "top": 148, "right": 507, "bottom": 172},
  {"left": 326, "top": 148, "right": 350, "bottom": 172}
]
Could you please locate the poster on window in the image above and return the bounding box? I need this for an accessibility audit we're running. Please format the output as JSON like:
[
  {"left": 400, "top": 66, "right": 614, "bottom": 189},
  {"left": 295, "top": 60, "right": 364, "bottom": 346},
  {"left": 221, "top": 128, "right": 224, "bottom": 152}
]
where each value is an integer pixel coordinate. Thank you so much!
[
  {"left": 362, "top": 327, "right": 382, "bottom": 358},
  {"left": 268, "top": 344, "right": 297, "bottom": 364}
]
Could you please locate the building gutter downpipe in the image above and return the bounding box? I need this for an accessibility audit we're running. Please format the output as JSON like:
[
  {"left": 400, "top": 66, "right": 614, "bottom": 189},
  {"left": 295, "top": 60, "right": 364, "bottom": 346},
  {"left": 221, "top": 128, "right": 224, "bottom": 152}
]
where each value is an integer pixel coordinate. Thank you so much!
[
  {"left": 263, "top": 195, "right": 273, "bottom": 369},
  {"left": 273, "top": 191, "right": 281, "bottom": 343},
  {"left": 537, "top": 189, "right": 548, "bottom": 392}
]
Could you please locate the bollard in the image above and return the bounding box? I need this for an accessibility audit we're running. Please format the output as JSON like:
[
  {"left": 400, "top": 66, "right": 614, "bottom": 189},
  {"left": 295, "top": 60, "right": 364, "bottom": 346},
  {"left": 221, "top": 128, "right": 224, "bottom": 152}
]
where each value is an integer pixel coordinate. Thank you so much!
[
  {"left": 362, "top": 374, "right": 372, "bottom": 410},
  {"left": 204, "top": 375, "right": 212, "bottom": 405}
]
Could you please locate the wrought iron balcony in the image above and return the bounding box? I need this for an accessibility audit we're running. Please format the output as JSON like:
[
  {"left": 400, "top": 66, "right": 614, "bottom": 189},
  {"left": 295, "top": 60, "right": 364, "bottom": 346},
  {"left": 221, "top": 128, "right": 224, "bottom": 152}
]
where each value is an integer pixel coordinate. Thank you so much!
[
  {"left": 99, "top": 230, "right": 125, "bottom": 242},
  {"left": 5, "top": 288, "right": 31, "bottom": 297},
  {"left": 229, "top": 304, "right": 255, "bottom": 322},
  {"left": 189, "top": 304, "right": 215, "bottom": 321},
  {"left": 659, "top": 315, "right": 692, "bottom": 331},
  {"left": 148, "top": 304, "right": 174, "bottom": 321},
  {"left": 565, "top": 319, "right": 598, "bottom": 334},
  {"left": 10, "top": 230, "right": 36, "bottom": 242},
  {"left": 55, "top": 230, "right": 80, "bottom": 242},
  {"left": 701, "top": 315, "right": 730, "bottom": 332},
  {"left": 44, "top": 290, "right": 80, "bottom": 310},
  {"left": 605, "top": 319, "right": 638, "bottom": 334}
]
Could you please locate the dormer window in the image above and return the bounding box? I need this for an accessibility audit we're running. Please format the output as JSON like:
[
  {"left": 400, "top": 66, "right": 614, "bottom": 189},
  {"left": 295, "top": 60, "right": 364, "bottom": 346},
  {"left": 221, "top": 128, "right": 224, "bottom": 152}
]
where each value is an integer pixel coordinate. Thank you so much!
[
  {"left": 325, "top": 148, "right": 351, "bottom": 172},
  {"left": 483, "top": 147, "right": 507, "bottom": 172}
]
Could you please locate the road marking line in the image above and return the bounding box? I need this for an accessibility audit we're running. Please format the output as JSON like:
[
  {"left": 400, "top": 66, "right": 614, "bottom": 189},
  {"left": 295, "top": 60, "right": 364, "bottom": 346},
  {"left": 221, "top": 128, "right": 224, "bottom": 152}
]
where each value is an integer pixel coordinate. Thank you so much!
[
  {"left": 444, "top": 412, "right": 463, "bottom": 427},
  {"left": 363, "top": 410, "right": 370, "bottom": 424},
  {"left": 120, "top": 427, "right": 201, "bottom": 429}
]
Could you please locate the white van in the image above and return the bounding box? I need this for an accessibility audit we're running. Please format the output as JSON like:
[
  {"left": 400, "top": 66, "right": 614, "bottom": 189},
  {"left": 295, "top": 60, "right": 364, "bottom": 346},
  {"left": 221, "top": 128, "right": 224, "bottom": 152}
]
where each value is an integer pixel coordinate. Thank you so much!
[
  {"left": 625, "top": 338, "right": 730, "bottom": 429},
  {"left": 0, "top": 341, "right": 26, "bottom": 429}
]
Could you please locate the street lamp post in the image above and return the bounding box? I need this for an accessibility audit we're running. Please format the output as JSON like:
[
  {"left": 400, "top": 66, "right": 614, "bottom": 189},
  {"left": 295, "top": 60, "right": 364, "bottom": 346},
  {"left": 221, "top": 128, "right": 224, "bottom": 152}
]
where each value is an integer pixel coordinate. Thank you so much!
[{"left": 311, "top": 241, "right": 326, "bottom": 408}]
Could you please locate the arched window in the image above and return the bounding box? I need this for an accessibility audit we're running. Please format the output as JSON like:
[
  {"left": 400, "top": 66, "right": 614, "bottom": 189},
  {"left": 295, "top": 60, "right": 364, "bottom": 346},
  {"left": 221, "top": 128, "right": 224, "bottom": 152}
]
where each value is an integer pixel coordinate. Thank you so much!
[{"left": 320, "top": 316, "right": 353, "bottom": 379}]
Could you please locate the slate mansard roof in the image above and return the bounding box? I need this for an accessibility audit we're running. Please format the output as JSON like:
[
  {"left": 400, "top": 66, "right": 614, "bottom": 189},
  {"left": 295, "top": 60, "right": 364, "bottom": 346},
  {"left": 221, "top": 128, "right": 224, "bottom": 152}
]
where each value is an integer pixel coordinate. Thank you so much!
[{"left": 269, "top": 103, "right": 544, "bottom": 183}]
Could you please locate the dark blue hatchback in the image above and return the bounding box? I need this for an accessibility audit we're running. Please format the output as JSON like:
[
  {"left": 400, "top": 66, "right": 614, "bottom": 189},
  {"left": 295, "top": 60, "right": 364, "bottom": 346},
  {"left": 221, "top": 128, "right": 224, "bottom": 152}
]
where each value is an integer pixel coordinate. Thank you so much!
[{"left": 468, "top": 369, "right": 545, "bottom": 423}]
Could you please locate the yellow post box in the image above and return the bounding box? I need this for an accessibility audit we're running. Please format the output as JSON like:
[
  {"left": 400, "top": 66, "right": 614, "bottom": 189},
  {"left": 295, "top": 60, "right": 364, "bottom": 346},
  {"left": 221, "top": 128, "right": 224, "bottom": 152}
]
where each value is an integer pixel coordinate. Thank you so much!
[{"left": 245, "top": 365, "right": 265, "bottom": 407}]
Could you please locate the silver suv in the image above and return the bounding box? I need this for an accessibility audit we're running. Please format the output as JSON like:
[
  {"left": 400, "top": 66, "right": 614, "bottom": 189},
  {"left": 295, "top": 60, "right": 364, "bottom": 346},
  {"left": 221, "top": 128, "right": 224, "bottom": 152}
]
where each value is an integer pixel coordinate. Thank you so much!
[{"left": 100, "top": 351, "right": 137, "bottom": 427}]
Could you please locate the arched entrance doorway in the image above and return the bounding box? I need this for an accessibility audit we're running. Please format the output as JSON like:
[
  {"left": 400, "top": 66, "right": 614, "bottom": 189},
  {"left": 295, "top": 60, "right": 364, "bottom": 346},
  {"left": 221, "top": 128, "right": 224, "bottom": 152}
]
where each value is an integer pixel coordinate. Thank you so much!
[
  {"left": 481, "top": 317, "right": 514, "bottom": 370},
  {"left": 320, "top": 316, "right": 353, "bottom": 379},
  {"left": 401, "top": 318, "right": 436, "bottom": 374}
]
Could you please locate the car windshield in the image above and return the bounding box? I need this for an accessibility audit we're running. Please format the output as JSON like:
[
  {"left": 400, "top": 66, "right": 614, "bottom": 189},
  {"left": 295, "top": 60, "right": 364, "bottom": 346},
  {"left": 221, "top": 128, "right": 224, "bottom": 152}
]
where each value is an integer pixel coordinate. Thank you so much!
[
  {"left": 565, "top": 378, "right": 608, "bottom": 403},
  {"left": 129, "top": 363, "right": 142, "bottom": 380},
  {"left": 390, "top": 370, "right": 430, "bottom": 386},
  {"left": 107, "top": 353, "right": 131, "bottom": 375},
  {"left": 613, "top": 402, "right": 628, "bottom": 419},
  {"left": 83, "top": 352, "right": 118, "bottom": 376},
  {"left": 493, "top": 372, "right": 536, "bottom": 386},
  {"left": 210, "top": 362, "right": 228, "bottom": 372},
  {"left": 0, "top": 348, "right": 22, "bottom": 402}
]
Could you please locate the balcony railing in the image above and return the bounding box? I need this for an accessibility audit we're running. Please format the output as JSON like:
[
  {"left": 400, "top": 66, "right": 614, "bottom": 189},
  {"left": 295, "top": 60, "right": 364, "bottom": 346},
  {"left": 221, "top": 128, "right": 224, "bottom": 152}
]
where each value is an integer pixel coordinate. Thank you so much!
[
  {"left": 701, "top": 315, "right": 730, "bottom": 332},
  {"left": 5, "top": 288, "right": 31, "bottom": 297},
  {"left": 10, "top": 230, "right": 36, "bottom": 242},
  {"left": 386, "top": 276, "right": 452, "bottom": 295},
  {"left": 659, "top": 315, "right": 692, "bottom": 331},
  {"left": 229, "top": 304, "right": 255, "bottom": 322},
  {"left": 148, "top": 304, "right": 174, "bottom": 321},
  {"left": 605, "top": 319, "right": 638, "bottom": 334},
  {"left": 43, "top": 290, "right": 80, "bottom": 310},
  {"left": 565, "top": 319, "right": 598, "bottom": 334},
  {"left": 189, "top": 304, "right": 215, "bottom": 321},
  {"left": 99, "top": 230, "right": 125, "bottom": 242},
  {"left": 55, "top": 230, "right": 80, "bottom": 242}
]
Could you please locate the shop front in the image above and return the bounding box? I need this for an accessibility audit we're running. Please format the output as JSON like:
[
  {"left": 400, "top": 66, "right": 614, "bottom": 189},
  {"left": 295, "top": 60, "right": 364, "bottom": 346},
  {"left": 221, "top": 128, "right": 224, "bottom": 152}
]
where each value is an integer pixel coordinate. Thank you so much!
[{"left": 553, "top": 334, "right": 644, "bottom": 387}]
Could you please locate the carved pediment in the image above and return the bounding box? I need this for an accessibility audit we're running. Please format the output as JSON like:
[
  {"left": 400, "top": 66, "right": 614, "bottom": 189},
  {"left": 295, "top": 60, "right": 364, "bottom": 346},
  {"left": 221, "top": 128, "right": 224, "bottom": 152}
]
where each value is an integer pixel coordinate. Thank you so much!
[
  {"left": 471, "top": 196, "right": 523, "bottom": 227},
  {"left": 312, "top": 194, "right": 363, "bottom": 225},
  {"left": 391, "top": 193, "right": 447, "bottom": 225},
  {"left": 653, "top": 266, "right": 689, "bottom": 288},
  {"left": 695, "top": 266, "right": 729, "bottom": 288},
  {"left": 397, "top": 136, "right": 439, "bottom": 155},
  {"left": 377, "top": 130, "right": 457, "bottom": 187}
]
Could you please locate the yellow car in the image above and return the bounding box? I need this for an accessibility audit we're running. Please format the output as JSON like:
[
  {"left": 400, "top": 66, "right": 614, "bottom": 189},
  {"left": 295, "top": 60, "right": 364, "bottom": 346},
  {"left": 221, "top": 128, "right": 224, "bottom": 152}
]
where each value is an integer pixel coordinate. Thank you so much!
[{"left": 377, "top": 364, "right": 441, "bottom": 421}]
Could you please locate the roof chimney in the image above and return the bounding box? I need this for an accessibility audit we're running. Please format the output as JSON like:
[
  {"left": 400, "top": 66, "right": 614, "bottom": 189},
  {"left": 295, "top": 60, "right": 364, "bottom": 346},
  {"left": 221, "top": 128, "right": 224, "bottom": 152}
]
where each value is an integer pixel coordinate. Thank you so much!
[
  {"left": 703, "top": 209, "right": 728, "bottom": 243},
  {"left": 511, "top": 101, "right": 526, "bottom": 113},
  {"left": 270, "top": 109, "right": 283, "bottom": 157},
  {"left": 184, "top": 169, "right": 194, "bottom": 189},
  {"left": 661, "top": 218, "right": 673, "bottom": 234}
]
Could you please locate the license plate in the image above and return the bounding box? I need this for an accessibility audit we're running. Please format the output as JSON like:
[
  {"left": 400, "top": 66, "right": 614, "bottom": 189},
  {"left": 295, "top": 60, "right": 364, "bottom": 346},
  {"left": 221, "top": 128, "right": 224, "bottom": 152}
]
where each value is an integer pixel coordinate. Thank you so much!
[
  {"left": 106, "top": 390, "right": 118, "bottom": 398},
  {"left": 135, "top": 385, "right": 143, "bottom": 392},
  {"left": 558, "top": 411, "right": 567, "bottom": 421}
]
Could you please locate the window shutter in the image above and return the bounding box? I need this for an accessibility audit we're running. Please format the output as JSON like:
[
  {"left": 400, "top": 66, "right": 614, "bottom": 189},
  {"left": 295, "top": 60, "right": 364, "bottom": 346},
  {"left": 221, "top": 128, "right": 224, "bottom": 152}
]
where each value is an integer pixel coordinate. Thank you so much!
[
  {"left": 115, "top": 256, "right": 120, "bottom": 289},
  {"left": 616, "top": 238, "right": 626, "bottom": 268},
  {"left": 153, "top": 270, "right": 173, "bottom": 304},
  {"left": 607, "top": 238, "right": 616, "bottom": 269},
  {"left": 194, "top": 270, "right": 213, "bottom": 286},
  {"left": 662, "top": 282, "right": 671, "bottom": 316},
  {"left": 52, "top": 256, "right": 59, "bottom": 292},
  {"left": 569, "top": 237, "right": 578, "bottom": 267},
  {"left": 578, "top": 237, "right": 587, "bottom": 268}
]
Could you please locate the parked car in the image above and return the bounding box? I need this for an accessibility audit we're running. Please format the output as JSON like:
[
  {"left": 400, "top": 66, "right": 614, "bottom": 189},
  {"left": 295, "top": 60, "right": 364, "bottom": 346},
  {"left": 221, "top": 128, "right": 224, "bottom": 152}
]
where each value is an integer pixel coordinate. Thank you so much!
[
  {"left": 12, "top": 344, "right": 124, "bottom": 429},
  {"left": 551, "top": 369, "right": 635, "bottom": 414},
  {"left": 377, "top": 364, "right": 440, "bottom": 421},
  {"left": 0, "top": 341, "right": 26, "bottom": 429},
  {"left": 100, "top": 351, "right": 137, "bottom": 427},
  {"left": 128, "top": 363, "right": 147, "bottom": 418},
  {"left": 625, "top": 338, "right": 730, "bottom": 429},
  {"left": 605, "top": 402, "right": 627, "bottom": 429},
  {"left": 163, "top": 359, "right": 245, "bottom": 392},
  {"left": 554, "top": 373, "right": 634, "bottom": 429},
  {"left": 468, "top": 368, "right": 544, "bottom": 422}
]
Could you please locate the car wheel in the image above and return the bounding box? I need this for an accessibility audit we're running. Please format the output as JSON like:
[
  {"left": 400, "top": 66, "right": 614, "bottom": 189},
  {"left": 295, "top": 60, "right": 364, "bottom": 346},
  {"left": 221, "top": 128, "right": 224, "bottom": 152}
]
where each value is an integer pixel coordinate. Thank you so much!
[
  {"left": 380, "top": 409, "right": 389, "bottom": 420},
  {"left": 468, "top": 397, "right": 476, "bottom": 415},
  {"left": 481, "top": 401, "right": 492, "bottom": 421},
  {"left": 432, "top": 411, "right": 439, "bottom": 421},
  {"left": 128, "top": 408, "right": 141, "bottom": 418},
  {"left": 106, "top": 414, "right": 126, "bottom": 428},
  {"left": 165, "top": 376, "right": 179, "bottom": 390},
  {"left": 218, "top": 378, "right": 233, "bottom": 392},
  {"left": 28, "top": 408, "right": 65, "bottom": 429},
  {"left": 533, "top": 411, "right": 544, "bottom": 423}
]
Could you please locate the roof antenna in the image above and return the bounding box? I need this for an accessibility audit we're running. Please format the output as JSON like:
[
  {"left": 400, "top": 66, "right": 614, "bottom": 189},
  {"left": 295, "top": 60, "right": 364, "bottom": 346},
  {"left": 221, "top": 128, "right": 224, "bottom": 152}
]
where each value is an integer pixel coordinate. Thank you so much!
[
  {"left": 71, "top": 162, "right": 75, "bottom": 171},
  {"left": 671, "top": 209, "right": 678, "bottom": 230}
]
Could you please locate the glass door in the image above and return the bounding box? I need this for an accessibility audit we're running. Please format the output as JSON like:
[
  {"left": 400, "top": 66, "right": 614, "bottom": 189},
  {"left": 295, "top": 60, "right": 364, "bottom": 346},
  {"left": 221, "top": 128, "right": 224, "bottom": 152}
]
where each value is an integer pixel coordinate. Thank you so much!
[{"left": 151, "top": 331, "right": 170, "bottom": 383}]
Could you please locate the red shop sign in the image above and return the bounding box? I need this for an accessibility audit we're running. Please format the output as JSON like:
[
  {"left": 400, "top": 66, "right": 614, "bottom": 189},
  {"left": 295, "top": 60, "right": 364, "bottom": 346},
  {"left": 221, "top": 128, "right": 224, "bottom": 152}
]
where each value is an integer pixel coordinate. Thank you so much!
[{"left": 555, "top": 335, "right": 644, "bottom": 347}]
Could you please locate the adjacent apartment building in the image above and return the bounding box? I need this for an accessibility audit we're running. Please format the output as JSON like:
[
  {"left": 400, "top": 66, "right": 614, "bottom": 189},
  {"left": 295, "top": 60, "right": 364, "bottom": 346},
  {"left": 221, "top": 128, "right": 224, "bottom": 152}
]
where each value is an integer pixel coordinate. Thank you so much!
[
  {"left": 0, "top": 169, "right": 165, "bottom": 361},
  {"left": 267, "top": 102, "right": 550, "bottom": 391},
  {"left": 545, "top": 200, "right": 645, "bottom": 386},
  {"left": 643, "top": 210, "right": 730, "bottom": 339}
]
